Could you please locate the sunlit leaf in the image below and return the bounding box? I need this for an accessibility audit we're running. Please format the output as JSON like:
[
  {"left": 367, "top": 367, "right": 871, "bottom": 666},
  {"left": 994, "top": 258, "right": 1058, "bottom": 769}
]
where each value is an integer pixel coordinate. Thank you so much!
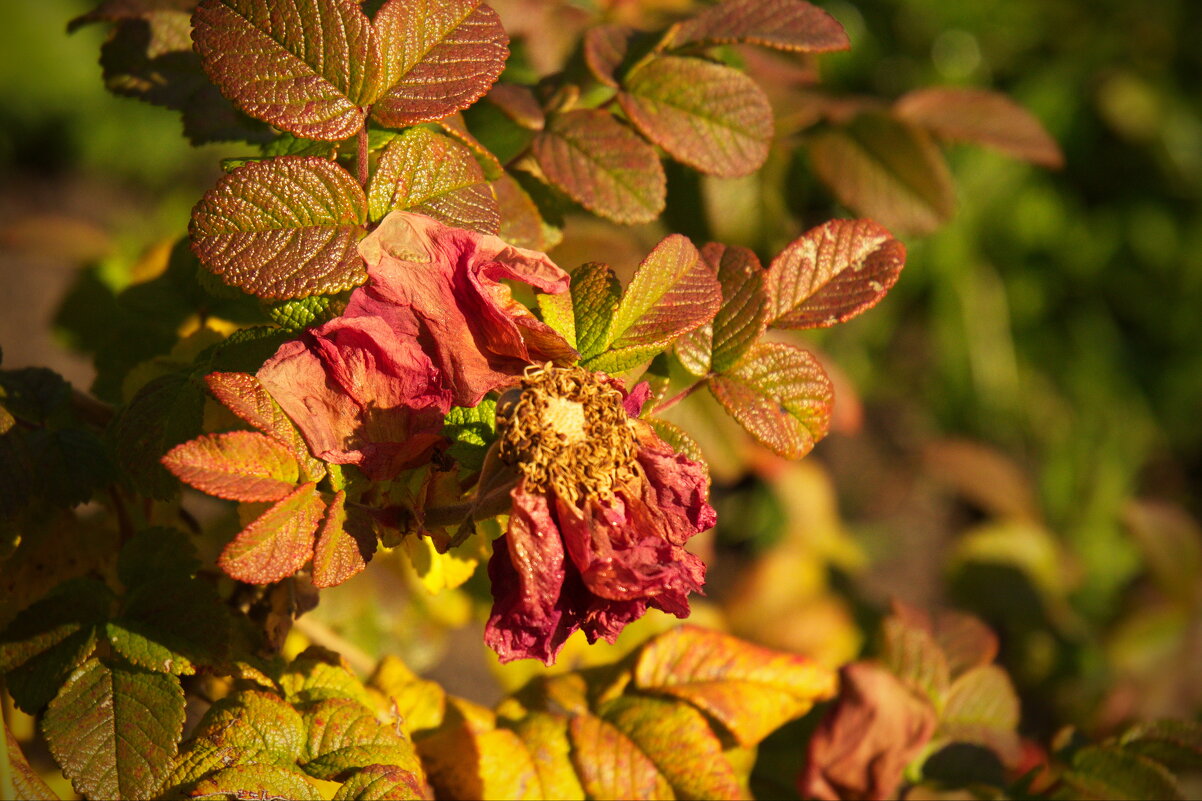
[
  {"left": 300, "top": 698, "right": 425, "bottom": 780},
  {"left": 765, "top": 218, "right": 905, "bottom": 329},
  {"left": 162, "top": 430, "right": 301, "bottom": 502},
  {"left": 584, "top": 24, "right": 631, "bottom": 87},
  {"left": 265, "top": 293, "right": 351, "bottom": 332},
  {"left": 508, "top": 712, "right": 585, "bottom": 801},
  {"left": 369, "top": 656, "right": 448, "bottom": 736},
  {"left": 939, "top": 665, "right": 1021, "bottom": 764},
  {"left": 218, "top": 481, "right": 325, "bottom": 584},
  {"left": 880, "top": 612, "right": 951, "bottom": 703},
  {"left": 647, "top": 418, "right": 704, "bottom": 464},
  {"left": 568, "top": 712, "right": 673, "bottom": 800},
  {"left": 190, "top": 156, "right": 369, "bottom": 300},
  {"left": 281, "top": 648, "right": 371, "bottom": 706},
  {"left": 668, "top": 0, "right": 849, "bottom": 53},
  {"left": 443, "top": 400, "right": 498, "bottom": 472},
  {"left": 312, "top": 491, "right": 375, "bottom": 589},
  {"left": 334, "top": 764, "right": 429, "bottom": 800},
  {"left": 677, "top": 242, "right": 767, "bottom": 375},
  {"left": 620, "top": 56, "right": 773, "bottom": 178},
  {"left": 192, "top": 764, "right": 323, "bottom": 801}
]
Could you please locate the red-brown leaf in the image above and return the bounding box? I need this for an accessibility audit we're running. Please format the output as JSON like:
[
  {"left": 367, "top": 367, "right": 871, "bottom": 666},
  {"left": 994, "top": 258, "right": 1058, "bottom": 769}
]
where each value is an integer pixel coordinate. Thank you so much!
[
  {"left": 584, "top": 24, "right": 631, "bottom": 88},
  {"left": 568, "top": 713, "right": 673, "bottom": 800},
  {"left": 218, "top": 482, "right": 325, "bottom": 584},
  {"left": 669, "top": 0, "right": 849, "bottom": 53},
  {"left": 677, "top": 242, "right": 768, "bottom": 375},
  {"left": 312, "top": 491, "right": 375, "bottom": 589},
  {"left": 163, "top": 430, "right": 300, "bottom": 502}
]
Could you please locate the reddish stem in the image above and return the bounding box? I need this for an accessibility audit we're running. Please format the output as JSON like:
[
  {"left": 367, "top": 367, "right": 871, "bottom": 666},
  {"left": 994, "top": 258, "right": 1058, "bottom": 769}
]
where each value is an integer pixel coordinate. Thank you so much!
[
  {"left": 356, "top": 120, "right": 369, "bottom": 188},
  {"left": 652, "top": 377, "right": 709, "bottom": 415}
]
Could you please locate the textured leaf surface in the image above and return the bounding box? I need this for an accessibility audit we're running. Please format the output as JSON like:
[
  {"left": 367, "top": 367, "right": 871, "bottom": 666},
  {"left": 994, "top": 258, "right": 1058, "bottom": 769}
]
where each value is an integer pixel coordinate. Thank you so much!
[
  {"left": 218, "top": 481, "right": 325, "bottom": 584},
  {"left": 190, "top": 690, "right": 308, "bottom": 766},
  {"left": 604, "top": 695, "right": 745, "bottom": 799},
  {"left": 676, "top": 243, "right": 767, "bottom": 375},
  {"left": 43, "top": 658, "right": 184, "bottom": 801},
  {"left": 568, "top": 713, "right": 673, "bottom": 800},
  {"left": 372, "top": 0, "right": 508, "bottom": 127},
  {"left": 190, "top": 156, "right": 369, "bottom": 300},
  {"left": 420, "top": 723, "right": 543, "bottom": 800},
  {"left": 265, "top": 292, "right": 349, "bottom": 331},
  {"left": 894, "top": 88, "right": 1064, "bottom": 168},
  {"left": 567, "top": 262, "right": 621, "bottom": 361},
  {"left": 109, "top": 371, "right": 206, "bottom": 499},
  {"left": 205, "top": 371, "right": 326, "bottom": 482},
  {"left": 192, "top": 0, "right": 379, "bottom": 139},
  {"left": 162, "top": 430, "right": 301, "bottom": 502},
  {"left": 1121, "top": 720, "right": 1202, "bottom": 772},
  {"left": 312, "top": 491, "right": 375, "bottom": 589},
  {"left": 368, "top": 127, "right": 499, "bottom": 232},
  {"left": 634, "top": 625, "right": 837, "bottom": 746},
  {"left": 509, "top": 712, "right": 585, "bottom": 801},
  {"left": 533, "top": 109, "right": 666, "bottom": 224},
  {"left": 709, "top": 341, "right": 833, "bottom": 459},
  {"left": 669, "top": 0, "right": 849, "bottom": 52},
  {"left": 939, "top": 664, "right": 1021, "bottom": 762},
  {"left": 765, "top": 219, "right": 905, "bottom": 329},
  {"left": 106, "top": 578, "right": 229, "bottom": 675},
  {"left": 494, "top": 173, "right": 551, "bottom": 250},
  {"left": 647, "top": 418, "right": 704, "bottom": 463},
  {"left": 193, "top": 764, "right": 323, "bottom": 800},
  {"left": 584, "top": 24, "right": 631, "bottom": 87},
  {"left": 282, "top": 649, "right": 371, "bottom": 707},
  {"left": 300, "top": 698, "right": 424, "bottom": 780},
  {"left": 443, "top": 400, "right": 498, "bottom": 471},
  {"left": 334, "top": 764, "right": 428, "bottom": 800},
  {"left": 4, "top": 722, "right": 57, "bottom": 800},
  {"left": 809, "top": 112, "right": 955, "bottom": 236},
  {"left": 620, "top": 56, "right": 773, "bottom": 178},
  {"left": 1060, "top": 745, "right": 1183, "bottom": 801}
]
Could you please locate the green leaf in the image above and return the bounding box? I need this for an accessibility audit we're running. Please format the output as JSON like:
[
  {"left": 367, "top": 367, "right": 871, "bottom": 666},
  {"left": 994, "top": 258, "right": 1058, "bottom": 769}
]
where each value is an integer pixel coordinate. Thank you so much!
[
  {"left": 218, "top": 481, "right": 326, "bottom": 584},
  {"left": 939, "top": 665, "right": 1021, "bottom": 763},
  {"left": 765, "top": 219, "right": 906, "bottom": 330},
  {"left": 568, "top": 712, "right": 673, "bottom": 800},
  {"left": 1120, "top": 720, "right": 1202, "bottom": 773},
  {"left": 372, "top": 0, "right": 509, "bottom": 128},
  {"left": 282, "top": 648, "right": 371, "bottom": 706},
  {"left": 1058, "top": 745, "right": 1184, "bottom": 801},
  {"left": 108, "top": 371, "right": 206, "bottom": 499},
  {"left": 532, "top": 109, "right": 666, "bottom": 225},
  {"left": 334, "top": 764, "right": 428, "bottom": 800},
  {"left": 634, "top": 625, "right": 837, "bottom": 746},
  {"left": 676, "top": 243, "right": 767, "bottom": 375},
  {"left": 106, "top": 577, "right": 230, "bottom": 675},
  {"left": 536, "top": 291, "right": 577, "bottom": 350},
  {"left": 368, "top": 127, "right": 499, "bottom": 232},
  {"left": 603, "top": 695, "right": 746, "bottom": 799},
  {"left": 708, "top": 341, "right": 833, "bottom": 460},
  {"left": 190, "top": 156, "right": 369, "bottom": 300},
  {"left": 193, "top": 764, "right": 324, "bottom": 801},
  {"left": 4, "top": 722, "right": 58, "bottom": 800},
  {"left": 22, "top": 428, "right": 114, "bottom": 510},
  {"left": 0, "top": 578, "right": 113, "bottom": 713},
  {"left": 570, "top": 262, "right": 623, "bottom": 361},
  {"left": 265, "top": 292, "right": 351, "bottom": 331},
  {"left": 667, "top": 0, "right": 850, "bottom": 53},
  {"left": 808, "top": 111, "right": 955, "bottom": 236},
  {"left": 192, "top": 0, "right": 380, "bottom": 139},
  {"left": 443, "top": 400, "right": 498, "bottom": 471},
  {"left": 43, "top": 658, "right": 185, "bottom": 801},
  {"left": 647, "top": 418, "right": 703, "bottom": 464},
  {"left": 188, "top": 690, "right": 308, "bottom": 767},
  {"left": 313, "top": 491, "right": 376, "bottom": 589},
  {"left": 300, "top": 698, "right": 424, "bottom": 780},
  {"left": 117, "top": 527, "right": 200, "bottom": 589},
  {"left": 163, "top": 430, "right": 301, "bottom": 502},
  {"left": 619, "top": 56, "right": 773, "bottom": 178}
]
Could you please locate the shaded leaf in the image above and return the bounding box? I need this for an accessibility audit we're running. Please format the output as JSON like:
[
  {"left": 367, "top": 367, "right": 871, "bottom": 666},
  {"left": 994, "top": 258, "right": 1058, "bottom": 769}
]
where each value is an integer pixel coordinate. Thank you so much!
[
  {"left": 372, "top": 0, "right": 508, "bottom": 128},
  {"left": 923, "top": 439, "right": 1042, "bottom": 522},
  {"left": 634, "top": 625, "right": 837, "bottom": 746},
  {"left": 106, "top": 577, "right": 230, "bottom": 675},
  {"left": 808, "top": 111, "right": 955, "bottom": 236},
  {"left": 765, "top": 218, "right": 905, "bottom": 329},
  {"left": 1120, "top": 720, "right": 1202, "bottom": 773},
  {"left": 420, "top": 723, "right": 543, "bottom": 800},
  {"left": 313, "top": 491, "right": 376, "bottom": 588},
  {"left": 880, "top": 612, "right": 951, "bottom": 703},
  {"left": 532, "top": 109, "right": 666, "bottom": 224},
  {"left": 1059, "top": 745, "right": 1183, "bottom": 801},
  {"left": 218, "top": 481, "right": 325, "bottom": 584},
  {"left": 568, "top": 712, "right": 672, "bottom": 800},
  {"left": 368, "top": 127, "right": 499, "bottom": 233},
  {"left": 192, "top": 0, "right": 379, "bottom": 139},
  {"left": 300, "top": 698, "right": 424, "bottom": 780},
  {"left": 584, "top": 24, "right": 631, "bottom": 88},
  {"left": 708, "top": 341, "right": 833, "bottom": 460},
  {"left": 117, "top": 527, "right": 201, "bottom": 588},
  {"left": 108, "top": 371, "right": 206, "bottom": 499},
  {"left": 43, "top": 658, "right": 184, "bottom": 801},
  {"left": 334, "top": 764, "right": 429, "bottom": 800},
  {"left": 939, "top": 665, "right": 1021, "bottom": 764},
  {"left": 4, "top": 722, "right": 58, "bottom": 800},
  {"left": 894, "top": 88, "right": 1064, "bottom": 168},
  {"left": 189, "top": 156, "right": 369, "bottom": 300},
  {"left": 192, "top": 763, "right": 323, "bottom": 800},
  {"left": 494, "top": 172, "right": 552, "bottom": 251},
  {"left": 162, "top": 430, "right": 301, "bottom": 502},
  {"left": 443, "top": 400, "right": 498, "bottom": 472},
  {"left": 620, "top": 56, "right": 773, "bottom": 178},
  {"left": 668, "top": 0, "right": 849, "bottom": 53},
  {"left": 485, "top": 83, "right": 545, "bottom": 130},
  {"left": 1123, "top": 500, "right": 1202, "bottom": 607}
]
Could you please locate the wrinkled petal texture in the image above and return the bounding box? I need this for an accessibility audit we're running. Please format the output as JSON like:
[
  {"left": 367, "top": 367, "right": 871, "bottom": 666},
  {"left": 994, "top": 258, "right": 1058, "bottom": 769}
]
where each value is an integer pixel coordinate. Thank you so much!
[
  {"left": 258, "top": 315, "right": 446, "bottom": 480},
  {"left": 355, "top": 211, "right": 576, "bottom": 407}
]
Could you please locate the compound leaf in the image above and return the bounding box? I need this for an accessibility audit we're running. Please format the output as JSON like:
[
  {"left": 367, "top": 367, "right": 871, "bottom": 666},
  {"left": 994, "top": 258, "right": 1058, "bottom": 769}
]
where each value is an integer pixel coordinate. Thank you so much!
[
  {"left": 668, "top": 0, "right": 849, "bottom": 53},
  {"left": 190, "top": 156, "right": 369, "bottom": 300},
  {"left": 218, "top": 481, "right": 325, "bottom": 584},
  {"left": 162, "top": 430, "right": 301, "bottom": 502}
]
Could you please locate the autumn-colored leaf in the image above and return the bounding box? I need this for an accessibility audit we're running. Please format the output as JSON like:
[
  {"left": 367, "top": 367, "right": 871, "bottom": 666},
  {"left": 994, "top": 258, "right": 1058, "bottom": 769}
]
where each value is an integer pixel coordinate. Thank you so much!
[
  {"left": 190, "top": 156, "right": 369, "bottom": 300},
  {"left": 1122, "top": 500, "right": 1202, "bottom": 608},
  {"left": 193, "top": 764, "right": 324, "bottom": 801},
  {"left": 218, "top": 481, "right": 325, "bottom": 584},
  {"left": 677, "top": 242, "right": 768, "bottom": 375},
  {"left": 708, "top": 341, "right": 833, "bottom": 460},
  {"left": 880, "top": 610, "right": 951, "bottom": 703},
  {"left": 508, "top": 712, "right": 586, "bottom": 800},
  {"left": 765, "top": 218, "right": 905, "bottom": 329},
  {"left": 369, "top": 656, "right": 448, "bottom": 736},
  {"left": 205, "top": 371, "right": 326, "bottom": 483},
  {"left": 192, "top": 0, "right": 381, "bottom": 140},
  {"left": 282, "top": 648, "right": 372, "bottom": 707},
  {"left": 312, "top": 491, "right": 375, "bottom": 589},
  {"left": 584, "top": 24, "right": 632, "bottom": 87},
  {"left": 923, "top": 439, "right": 1042, "bottom": 522},
  {"left": 939, "top": 664, "right": 1022, "bottom": 764},
  {"left": 486, "top": 83, "right": 545, "bottom": 130},
  {"left": 106, "top": 577, "right": 229, "bottom": 675},
  {"left": 634, "top": 625, "right": 837, "bottom": 746},
  {"left": 162, "top": 430, "right": 301, "bottom": 502},
  {"left": 43, "top": 658, "right": 185, "bottom": 801},
  {"left": 808, "top": 111, "right": 955, "bottom": 236},
  {"left": 894, "top": 87, "right": 1064, "bottom": 168},
  {"left": 668, "top": 0, "right": 849, "bottom": 53},
  {"left": 187, "top": 689, "right": 308, "bottom": 767},
  {"left": 334, "top": 764, "right": 429, "bottom": 800},
  {"left": 532, "top": 109, "right": 666, "bottom": 224},
  {"left": 300, "top": 698, "right": 425, "bottom": 780},
  {"left": 494, "top": 173, "right": 551, "bottom": 251},
  {"left": 620, "top": 56, "right": 773, "bottom": 178},
  {"left": 368, "top": 127, "right": 500, "bottom": 233},
  {"left": 568, "top": 712, "right": 673, "bottom": 800},
  {"left": 4, "top": 722, "right": 57, "bottom": 800},
  {"left": 372, "top": 0, "right": 508, "bottom": 128}
]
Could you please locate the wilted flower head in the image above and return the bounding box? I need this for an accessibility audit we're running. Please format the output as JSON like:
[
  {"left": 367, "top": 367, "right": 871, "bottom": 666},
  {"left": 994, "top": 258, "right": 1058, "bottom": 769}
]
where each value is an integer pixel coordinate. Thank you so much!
[{"left": 485, "top": 365, "right": 715, "bottom": 664}]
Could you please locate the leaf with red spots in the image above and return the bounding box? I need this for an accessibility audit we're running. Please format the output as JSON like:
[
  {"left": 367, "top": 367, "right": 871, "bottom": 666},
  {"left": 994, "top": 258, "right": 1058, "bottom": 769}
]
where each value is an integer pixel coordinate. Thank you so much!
[
  {"left": 894, "top": 87, "right": 1064, "bottom": 168},
  {"left": 532, "top": 109, "right": 666, "bottom": 224},
  {"left": 193, "top": 764, "right": 323, "bottom": 800},
  {"left": 667, "top": 0, "right": 849, "bottom": 53},
  {"left": 334, "top": 764, "right": 430, "bottom": 800},
  {"left": 162, "top": 430, "right": 301, "bottom": 502},
  {"left": 299, "top": 698, "right": 425, "bottom": 780},
  {"left": 368, "top": 127, "right": 499, "bottom": 233},
  {"left": 218, "top": 481, "right": 325, "bottom": 584},
  {"left": 372, "top": 0, "right": 508, "bottom": 128},
  {"left": 765, "top": 218, "right": 906, "bottom": 330},
  {"left": 4, "top": 722, "right": 57, "bottom": 800},
  {"left": 676, "top": 242, "right": 768, "bottom": 376},
  {"left": 568, "top": 712, "right": 673, "bottom": 800},
  {"left": 192, "top": 0, "right": 381, "bottom": 140},
  {"left": 619, "top": 56, "right": 773, "bottom": 178},
  {"left": 190, "top": 156, "right": 369, "bottom": 300},
  {"left": 312, "top": 491, "right": 376, "bottom": 589}
]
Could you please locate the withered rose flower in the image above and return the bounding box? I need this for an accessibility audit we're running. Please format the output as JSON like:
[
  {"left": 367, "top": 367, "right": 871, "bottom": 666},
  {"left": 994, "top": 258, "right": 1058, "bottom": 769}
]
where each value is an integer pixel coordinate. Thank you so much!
[
  {"left": 484, "top": 365, "right": 715, "bottom": 664},
  {"left": 352, "top": 211, "right": 578, "bottom": 407}
]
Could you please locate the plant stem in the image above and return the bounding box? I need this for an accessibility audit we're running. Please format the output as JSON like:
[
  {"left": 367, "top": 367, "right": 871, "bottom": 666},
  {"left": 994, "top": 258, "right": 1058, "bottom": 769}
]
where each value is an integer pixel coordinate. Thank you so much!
[
  {"left": 653, "top": 377, "right": 709, "bottom": 415},
  {"left": 356, "top": 120, "right": 369, "bottom": 188}
]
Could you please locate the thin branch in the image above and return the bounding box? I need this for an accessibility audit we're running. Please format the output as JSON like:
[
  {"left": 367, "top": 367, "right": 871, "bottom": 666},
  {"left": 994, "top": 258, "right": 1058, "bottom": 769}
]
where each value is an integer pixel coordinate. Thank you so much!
[{"left": 653, "top": 376, "right": 710, "bottom": 415}]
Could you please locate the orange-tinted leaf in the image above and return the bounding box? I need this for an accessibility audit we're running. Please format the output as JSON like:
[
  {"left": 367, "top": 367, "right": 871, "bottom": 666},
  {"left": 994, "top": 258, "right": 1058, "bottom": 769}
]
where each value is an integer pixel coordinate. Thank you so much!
[
  {"left": 193, "top": 764, "right": 322, "bottom": 800},
  {"left": 923, "top": 439, "right": 1041, "bottom": 522},
  {"left": 678, "top": 242, "right": 767, "bottom": 375},
  {"left": 368, "top": 127, "right": 499, "bottom": 233},
  {"left": 620, "top": 56, "right": 773, "bottom": 178},
  {"left": 162, "top": 430, "right": 300, "bottom": 502},
  {"left": 509, "top": 712, "right": 586, "bottom": 801},
  {"left": 486, "top": 83, "right": 545, "bottom": 130},
  {"left": 372, "top": 0, "right": 508, "bottom": 127},
  {"left": 709, "top": 341, "right": 833, "bottom": 460},
  {"left": 894, "top": 88, "right": 1064, "bottom": 168},
  {"left": 494, "top": 173, "right": 550, "bottom": 251},
  {"left": 190, "top": 156, "right": 369, "bottom": 300},
  {"left": 418, "top": 710, "right": 542, "bottom": 800},
  {"left": 192, "top": 0, "right": 379, "bottom": 140},
  {"left": 532, "top": 109, "right": 666, "bottom": 224},
  {"left": 808, "top": 111, "right": 955, "bottom": 236},
  {"left": 436, "top": 113, "right": 505, "bottom": 180},
  {"left": 584, "top": 24, "right": 631, "bottom": 87},
  {"left": 312, "top": 491, "right": 376, "bottom": 589},
  {"left": 334, "top": 764, "right": 429, "bottom": 800},
  {"left": 940, "top": 664, "right": 1022, "bottom": 765},
  {"left": 765, "top": 218, "right": 905, "bottom": 329},
  {"left": 634, "top": 625, "right": 837, "bottom": 746},
  {"left": 369, "top": 656, "right": 447, "bottom": 736},
  {"left": 568, "top": 712, "right": 673, "bottom": 800},
  {"left": 218, "top": 482, "right": 325, "bottom": 584},
  {"left": 4, "top": 722, "right": 57, "bottom": 800},
  {"left": 604, "top": 695, "right": 746, "bottom": 799},
  {"left": 1122, "top": 500, "right": 1202, "bottom": 607},
  {"left": 669, "top": 0, "right": 849, "bottom": 53},
  {"left": 205, "top": 372, "right": 326, "bottom": 483}
]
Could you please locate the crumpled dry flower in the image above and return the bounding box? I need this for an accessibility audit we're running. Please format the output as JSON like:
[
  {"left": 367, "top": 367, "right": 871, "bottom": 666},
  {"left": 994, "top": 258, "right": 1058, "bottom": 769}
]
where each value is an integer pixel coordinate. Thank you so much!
[{"left": 483, "top": 365, "right": 714, "bottom": 664}]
